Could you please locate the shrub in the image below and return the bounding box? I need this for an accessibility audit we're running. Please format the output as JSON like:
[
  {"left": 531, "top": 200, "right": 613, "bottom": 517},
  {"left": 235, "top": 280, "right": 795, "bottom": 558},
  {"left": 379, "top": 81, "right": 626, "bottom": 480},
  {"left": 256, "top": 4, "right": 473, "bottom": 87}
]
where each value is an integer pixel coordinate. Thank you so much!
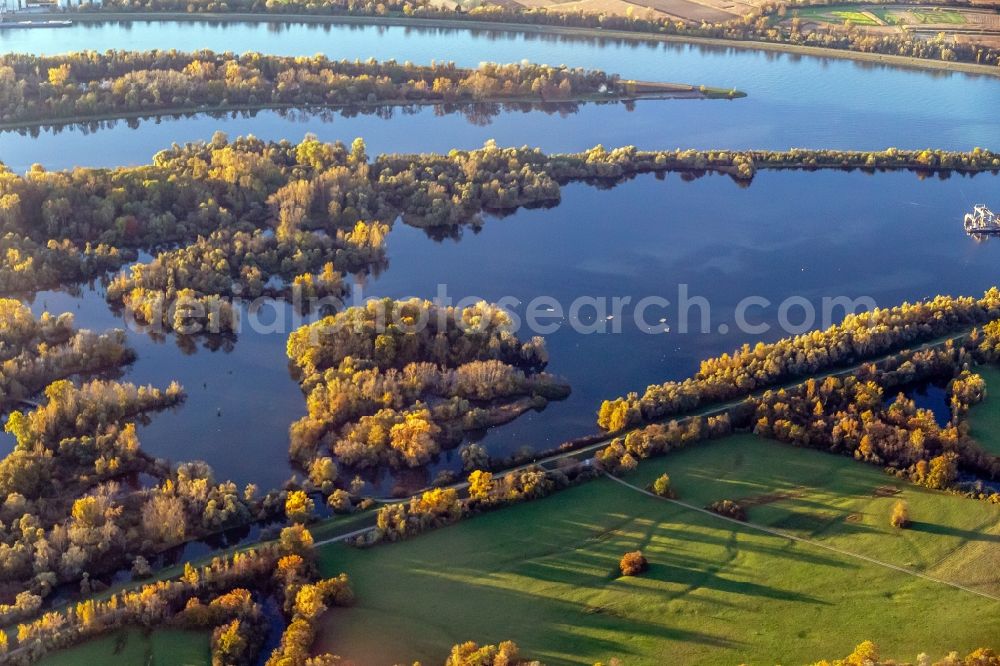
[
  {"left": 619, "top": 550, "right": 648, "bottom": 576},
  {"left": 707, "top": 499, "right": 747, "bottom": 521},
  {"left": 650, "top": 473, "right": 675, "bottom": 498},
  {"left": 131, "top": 556, "right": 153, "bottom": 579}
]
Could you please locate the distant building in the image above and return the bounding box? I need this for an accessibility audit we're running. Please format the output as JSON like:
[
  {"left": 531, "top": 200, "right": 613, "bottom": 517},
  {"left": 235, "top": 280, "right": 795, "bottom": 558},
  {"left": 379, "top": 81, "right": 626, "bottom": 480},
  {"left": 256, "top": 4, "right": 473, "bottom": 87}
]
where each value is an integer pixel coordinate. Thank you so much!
[
  {"left": 56, "top": 0, "right": 102, "bottom": 7},
  {"left": 0, "top": 0, "right": 26, "bottom": 13}
]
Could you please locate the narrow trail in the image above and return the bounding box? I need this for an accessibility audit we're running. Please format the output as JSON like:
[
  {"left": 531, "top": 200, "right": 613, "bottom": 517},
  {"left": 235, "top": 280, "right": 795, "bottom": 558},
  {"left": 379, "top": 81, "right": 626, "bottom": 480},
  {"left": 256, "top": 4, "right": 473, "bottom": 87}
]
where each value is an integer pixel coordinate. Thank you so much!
[
  {"left": 314, "top": 525, "right": 376, "bottom": 548},
  {"left": 603, "top": 472, "right": 1000, "bottom": 603}
]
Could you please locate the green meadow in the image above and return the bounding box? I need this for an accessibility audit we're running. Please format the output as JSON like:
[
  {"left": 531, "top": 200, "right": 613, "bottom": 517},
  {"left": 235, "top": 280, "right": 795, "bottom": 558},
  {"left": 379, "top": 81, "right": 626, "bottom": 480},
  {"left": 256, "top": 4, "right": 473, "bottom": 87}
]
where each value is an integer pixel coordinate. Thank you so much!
[
  {"left": 797, "top": 4, "right": 969, "bottom": 26},
  {"left": 796, "top": 6, "right": 881, "bottom": 26},
  {"left": 908, "top": 8, "right": 966, "bottom": 24},
  {"left": 34, "top": 436, "right": 999, "bottom": 665},
  {"left": 968, "top": 365, "right": 1000, "bottom": 456},
  {"left": 829, "top": 10, "right": 880, "bottom": 25},
  {"left": 315, "top": 435, "right": 1000, "bottom": 665},
  {"left": 37, "top": 628, "right": 209, "bottom": 666}
]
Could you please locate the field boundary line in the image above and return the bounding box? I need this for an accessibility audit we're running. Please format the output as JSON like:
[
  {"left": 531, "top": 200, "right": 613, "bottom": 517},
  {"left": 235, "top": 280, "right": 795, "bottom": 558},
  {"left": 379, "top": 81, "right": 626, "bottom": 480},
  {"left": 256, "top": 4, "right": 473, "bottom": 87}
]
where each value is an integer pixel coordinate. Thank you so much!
[{"left": 603, "top": 472, "right": 1000, "bottom": 603}]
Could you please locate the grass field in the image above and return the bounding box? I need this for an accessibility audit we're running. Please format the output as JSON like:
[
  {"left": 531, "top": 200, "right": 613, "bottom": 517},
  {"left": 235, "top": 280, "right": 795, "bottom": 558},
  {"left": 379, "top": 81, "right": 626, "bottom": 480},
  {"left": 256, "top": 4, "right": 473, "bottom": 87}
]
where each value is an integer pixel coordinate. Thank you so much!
[
  {"left": 874, "top": 7, "right": 967, "bottom": 25},
  {"left": 38, "top": 628, "right": 209, "bottom": 666},
  {"left": 908, "top": 8, "right": 967, "bottom": 24},
  {"left": 314, "top": 434, "right": 1000, "bottom": 665},
  {"left": 830, "top": 10, "right": 880, "bottom": 25},
  {"left": 797, "top": 6, "right": 880, "bottom": 26},
  {"left": 625, "top": 435, "right": 1000, "bottom": 597},
  {"left": 967, "top": 365, "right": 1000, "bottom": 457},
  {"left": 797, "top": 4, "right": 969, "bottom": 27}
]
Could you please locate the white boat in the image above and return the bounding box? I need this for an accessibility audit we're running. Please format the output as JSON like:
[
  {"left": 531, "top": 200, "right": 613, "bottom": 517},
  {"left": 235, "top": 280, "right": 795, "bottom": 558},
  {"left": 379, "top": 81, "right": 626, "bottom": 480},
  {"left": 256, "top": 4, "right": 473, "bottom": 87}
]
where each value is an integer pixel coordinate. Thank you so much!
[{"left": 965, "top": 204, "right": 999, "bottom": 235}]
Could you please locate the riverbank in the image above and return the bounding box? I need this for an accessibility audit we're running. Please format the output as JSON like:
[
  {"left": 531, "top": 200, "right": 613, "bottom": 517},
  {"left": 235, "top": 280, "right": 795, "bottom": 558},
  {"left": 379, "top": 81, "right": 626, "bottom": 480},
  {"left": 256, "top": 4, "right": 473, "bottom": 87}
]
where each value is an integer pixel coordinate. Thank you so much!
[
  {"left": 0, "top": 84, "right": 741, "bottom": 134},
  {"left": 25, "top": 10, "right": 1000, "bottom": 79}
]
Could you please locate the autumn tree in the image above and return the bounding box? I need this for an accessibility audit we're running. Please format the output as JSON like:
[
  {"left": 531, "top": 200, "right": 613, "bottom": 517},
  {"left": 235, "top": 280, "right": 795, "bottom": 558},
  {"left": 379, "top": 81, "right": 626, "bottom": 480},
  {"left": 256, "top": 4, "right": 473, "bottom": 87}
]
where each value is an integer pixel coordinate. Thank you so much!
[
  {"left": 651, "top": 473, "right": 676, "bottom": 498},
  {"left": 890, "top": 500, "right": 910, "bottom": 529},
  {"left": 619, "top": 551, "right": 648, "bottom": 576}
]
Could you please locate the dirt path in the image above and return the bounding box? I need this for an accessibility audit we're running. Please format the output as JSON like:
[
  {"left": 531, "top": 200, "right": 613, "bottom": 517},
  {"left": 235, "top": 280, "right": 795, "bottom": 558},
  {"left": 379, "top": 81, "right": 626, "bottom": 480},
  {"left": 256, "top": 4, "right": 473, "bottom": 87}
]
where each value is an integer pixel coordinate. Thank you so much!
[
  {"left": 603, "top": 472, "right": 1000, "bottom": 603},
  {"left": 314, "top": 524, "right": 379, "bottom": 547}
]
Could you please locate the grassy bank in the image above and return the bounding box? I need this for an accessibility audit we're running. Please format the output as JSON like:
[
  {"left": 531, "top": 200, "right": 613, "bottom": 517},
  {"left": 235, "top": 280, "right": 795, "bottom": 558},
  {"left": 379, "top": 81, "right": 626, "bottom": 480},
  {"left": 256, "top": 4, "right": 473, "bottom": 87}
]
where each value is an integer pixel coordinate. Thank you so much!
[
  {"left": 38, "top": 628, "right": 209, "bottom": 666},
  {"left": 967, "top": 365, "right": 1000, "bottom": 456},
  {"left": 314, "top": 434, "right": 999, "bottom": 665},
  {"left": 28, "top": 11, "right": 1000, "bottom": 79}
]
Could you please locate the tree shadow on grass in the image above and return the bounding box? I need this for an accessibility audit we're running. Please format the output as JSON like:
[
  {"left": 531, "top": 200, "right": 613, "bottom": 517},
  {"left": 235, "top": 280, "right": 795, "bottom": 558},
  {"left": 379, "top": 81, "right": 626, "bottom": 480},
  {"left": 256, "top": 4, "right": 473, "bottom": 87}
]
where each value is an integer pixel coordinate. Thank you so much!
[
  {"left": 637, "top": 523, "right": 830, "bottom": 606},
  {"left": 764, "top": 507, "right": 878, "bottom": 539},
  {"left": 454, "top": 574, "right": 743, "bottom": 654},
  {"left": 504, "top": 501, "right": 861, "bottom": 589},
  {"left": 645, "top": 522, "right": 854, "bottom": 569},
  {"left": 907, "top": 521, "right": 1000, "bottom": 541},
  {"left": 458, "top": 509, "right": 835, "bottom": 609},
  {"left": 324, "top": 496, "right": 881, "bottom": 663},
  {"left": 672, "top": 452, "right": 875, "bottom": 493},
  {"left": 640, "top": 560, "right": 831, "bottom": 605},
  {"left": 329, "top": 567, "right": 744, "bottom": 663}
]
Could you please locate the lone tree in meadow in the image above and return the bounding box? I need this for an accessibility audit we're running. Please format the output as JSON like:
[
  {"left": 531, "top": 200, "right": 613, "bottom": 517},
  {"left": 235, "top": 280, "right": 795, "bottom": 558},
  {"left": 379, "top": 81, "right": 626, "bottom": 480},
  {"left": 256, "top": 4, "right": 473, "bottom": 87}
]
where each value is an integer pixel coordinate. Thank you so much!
[
  {"left": 650, "top": 473, "right": 676, "bottom": 499},
  {"left": 890, "top": 500, "right": 910, "bottom": 529},
  {"left": 620, "top": 551, "right": 648, "bottom": 576}
]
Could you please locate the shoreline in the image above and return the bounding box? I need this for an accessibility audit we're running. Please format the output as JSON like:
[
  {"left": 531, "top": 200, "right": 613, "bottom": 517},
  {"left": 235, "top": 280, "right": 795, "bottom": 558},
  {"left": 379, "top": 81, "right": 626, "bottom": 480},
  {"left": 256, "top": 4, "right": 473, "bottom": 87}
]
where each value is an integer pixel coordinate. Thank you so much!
[{"left": 24, "top": 10, "right": 1000, "bottom": 79}]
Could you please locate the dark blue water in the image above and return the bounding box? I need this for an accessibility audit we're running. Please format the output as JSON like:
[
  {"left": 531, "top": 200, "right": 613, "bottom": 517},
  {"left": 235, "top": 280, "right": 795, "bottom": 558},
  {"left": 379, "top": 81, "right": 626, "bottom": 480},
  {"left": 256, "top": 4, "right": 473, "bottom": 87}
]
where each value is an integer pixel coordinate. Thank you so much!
[
  {"left": 883, "top": 382, "right": 952, "bottom": 427},
  {"left": 255, "top": 595, "right": 287, "bottom": 666}
]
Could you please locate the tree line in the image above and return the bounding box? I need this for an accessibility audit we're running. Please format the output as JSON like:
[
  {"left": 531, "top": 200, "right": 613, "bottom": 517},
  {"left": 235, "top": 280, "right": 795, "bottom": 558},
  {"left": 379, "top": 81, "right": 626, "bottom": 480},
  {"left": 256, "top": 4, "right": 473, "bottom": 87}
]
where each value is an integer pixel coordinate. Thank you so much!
[
  {"left": 360, "top": 461, "right": 597, "bottom": 546},
  {"left": 598, "top": 290, "right": 1000, "bottom": 432},
  {"left": 810, "top": 640, "right": 998, "bottom": 666},
  {"left": 595, "top": 327, "right": 1000, "bottom": 500},
  {"left": 0, "top": 50, "right": 631, "bottom": 127},
  {"left": 1, "top": 524, "right": 355, "bottom": 666}
]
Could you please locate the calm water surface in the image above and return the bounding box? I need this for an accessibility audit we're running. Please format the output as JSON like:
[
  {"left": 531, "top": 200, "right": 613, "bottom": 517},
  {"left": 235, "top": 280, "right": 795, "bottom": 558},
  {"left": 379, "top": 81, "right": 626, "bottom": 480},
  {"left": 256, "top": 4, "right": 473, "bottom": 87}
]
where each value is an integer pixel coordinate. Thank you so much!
[{"left": 0, "top": 20, "right": 997, "bottom": 171}]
